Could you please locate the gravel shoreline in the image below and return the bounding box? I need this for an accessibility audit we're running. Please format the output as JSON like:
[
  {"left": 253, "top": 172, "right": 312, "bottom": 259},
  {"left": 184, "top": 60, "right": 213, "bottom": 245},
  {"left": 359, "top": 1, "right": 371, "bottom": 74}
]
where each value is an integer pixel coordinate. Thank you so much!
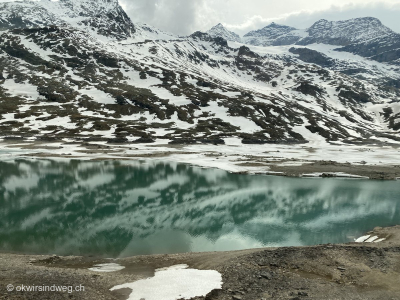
[{"left": 1, "top": 226, "right": 400, "bottom": 300}]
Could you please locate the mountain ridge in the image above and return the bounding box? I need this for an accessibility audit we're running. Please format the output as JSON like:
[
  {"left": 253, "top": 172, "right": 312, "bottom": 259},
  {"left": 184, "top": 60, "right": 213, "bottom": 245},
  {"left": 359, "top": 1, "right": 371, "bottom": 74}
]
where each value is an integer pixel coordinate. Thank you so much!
[
  {"left": 242, "top": 22, "right": 305, "bottom": 46},
  {"left": 207, "top": 16, "right": 400, "bottom": 65},
  {"left": 0, "top": 0, "right": 399, "bottom": 147},
  {"left": 298, "top": 17, "right": 396, "bottom": 46}
]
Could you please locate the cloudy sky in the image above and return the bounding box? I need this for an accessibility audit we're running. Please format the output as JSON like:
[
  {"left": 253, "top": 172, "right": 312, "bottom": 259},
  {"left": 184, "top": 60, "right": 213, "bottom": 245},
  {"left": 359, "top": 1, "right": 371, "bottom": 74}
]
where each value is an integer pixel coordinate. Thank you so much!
[{"left": 118, "top": 0, "right": 400, "bottom": 36}]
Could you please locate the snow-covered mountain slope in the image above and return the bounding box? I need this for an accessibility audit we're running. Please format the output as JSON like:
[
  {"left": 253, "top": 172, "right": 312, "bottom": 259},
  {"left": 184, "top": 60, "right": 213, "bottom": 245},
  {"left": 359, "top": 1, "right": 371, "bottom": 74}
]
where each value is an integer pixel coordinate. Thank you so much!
[
  {"left": 133, "top": 22, "right": 177, "bottom": 42},
  {"left": 288, "top": 44, "right": 400, "bottom": 85},
  {"left": 240, "top": 17, "right": 398, "bottom": 47},
  {"left": 243, "top": 23, "right": 306, "bottom": 46},
  {"left": 0, "top": 1, "right": 62, "bottom": 29},
  {"left": 0, "top": 0, "right": 399, "bottom": 146},
  {"left": 207, "top": 23, "right": 242, "bottom": 43},
  {"left": 238, "top": 17, "right": 400, "bottom": 65},
  {"left": 0, "top": 0, "right": 135, "bottom": 40},
  {"left": 299, "top": 18, "right": 400, "bottom": 65}
]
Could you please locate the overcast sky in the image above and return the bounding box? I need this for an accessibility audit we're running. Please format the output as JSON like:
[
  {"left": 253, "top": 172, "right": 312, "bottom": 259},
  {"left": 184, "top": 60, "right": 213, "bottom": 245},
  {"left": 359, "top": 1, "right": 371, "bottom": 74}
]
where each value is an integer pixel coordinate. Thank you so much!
[
  {"left": 119, "top": 0, "right": 400, "bottom": 36},
  {"left": 1, "top": 0, "right": 399, "bottom": 35}
]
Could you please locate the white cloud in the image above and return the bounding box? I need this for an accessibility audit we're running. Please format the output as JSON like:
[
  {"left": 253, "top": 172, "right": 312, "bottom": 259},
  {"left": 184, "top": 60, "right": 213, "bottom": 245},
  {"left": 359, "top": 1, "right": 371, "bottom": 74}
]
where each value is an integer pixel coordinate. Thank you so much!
[
  {"left": 119, "top": 0, "right": 400, "bottom": 35},
  {"left": 1, "top": 0, "right": 399, "bottom": 35},
  {"left": 229, "top": 1, "right": 400, "bottom": 35},
  {"left": 120, "top": 0, "right": 209, "bottom": 35}
]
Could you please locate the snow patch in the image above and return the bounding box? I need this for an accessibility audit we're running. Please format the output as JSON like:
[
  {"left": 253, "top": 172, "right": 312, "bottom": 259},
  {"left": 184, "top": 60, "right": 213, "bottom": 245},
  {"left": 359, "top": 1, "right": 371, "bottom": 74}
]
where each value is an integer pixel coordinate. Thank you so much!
[
  {"left": 365, "top": 236, "right": 379, "bottom": 243},
  {"left": 110, "top": 264, "right": 222, "bottom": 300},
  {"left": 355, "top": 235, "right": 386, "bottom": 243},
  {"left": 89, "top": 263, "right": 125, "bottom": 273},
  {"left": 355, "top": 235, "right": 370, "bottom": 243}
]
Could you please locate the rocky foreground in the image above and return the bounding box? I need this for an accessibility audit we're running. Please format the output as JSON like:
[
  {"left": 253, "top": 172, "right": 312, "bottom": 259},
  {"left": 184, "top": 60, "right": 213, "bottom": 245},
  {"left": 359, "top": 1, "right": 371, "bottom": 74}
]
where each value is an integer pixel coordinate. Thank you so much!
[{"left": 0, "top": 226, "right": 399, "bottom": 300}]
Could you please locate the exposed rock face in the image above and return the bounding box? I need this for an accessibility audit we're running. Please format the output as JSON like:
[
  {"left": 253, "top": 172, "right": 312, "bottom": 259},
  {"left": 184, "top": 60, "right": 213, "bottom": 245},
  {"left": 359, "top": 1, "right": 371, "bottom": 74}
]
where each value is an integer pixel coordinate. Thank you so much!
[
  {"left": 289, "top": 48, "right": 334, "bottom": 68},
  {"left": 336, "top": 35, "right": 400, "bottom": 65}
]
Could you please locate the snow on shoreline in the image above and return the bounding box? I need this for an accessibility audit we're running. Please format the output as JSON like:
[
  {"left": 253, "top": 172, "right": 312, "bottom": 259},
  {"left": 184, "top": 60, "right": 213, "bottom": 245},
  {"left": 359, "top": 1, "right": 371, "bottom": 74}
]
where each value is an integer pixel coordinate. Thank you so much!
[
  {"left": 0, "top": 140, "right": 399, "bottom": 177},
  {"left": 110, "top": 264, "right": 222, "bottom": 300},
  {"left": 89, "top": 263, "right": 125, "bottom": 273},
  {"left": 354, "top": 235, "right": 386, "bottom": 243}
]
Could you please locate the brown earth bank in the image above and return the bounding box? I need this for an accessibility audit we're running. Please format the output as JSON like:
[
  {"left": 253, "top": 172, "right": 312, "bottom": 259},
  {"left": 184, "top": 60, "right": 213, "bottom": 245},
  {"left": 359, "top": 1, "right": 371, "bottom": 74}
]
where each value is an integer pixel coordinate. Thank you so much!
[
  {"left": 1, "top": 226, "right": 400, "bottom": 300},
  {"left": 265, "top": 161, "right": 400, "bottom": 180}
]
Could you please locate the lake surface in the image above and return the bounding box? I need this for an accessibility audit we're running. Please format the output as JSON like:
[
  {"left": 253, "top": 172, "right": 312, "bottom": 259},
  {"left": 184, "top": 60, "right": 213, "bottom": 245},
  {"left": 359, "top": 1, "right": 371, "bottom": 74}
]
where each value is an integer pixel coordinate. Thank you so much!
[{"left": 0, "top": 159, "right": 399, "bottom": 258}]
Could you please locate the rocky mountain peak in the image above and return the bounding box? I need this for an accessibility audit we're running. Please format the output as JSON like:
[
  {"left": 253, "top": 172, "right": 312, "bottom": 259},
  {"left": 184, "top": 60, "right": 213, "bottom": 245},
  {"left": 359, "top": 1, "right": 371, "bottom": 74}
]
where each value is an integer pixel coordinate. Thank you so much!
[
  {"left": 303, "top": 17, "right": 394, "bottom": 45},
  {"left": 207, "top": 23, "right": 242, "bottom": 43},
  {"left": 242, "top": 22, "right": 304, "bottom": 46},
  {"left": 244, "top": 23, "right": 297, "bottom": 38}
]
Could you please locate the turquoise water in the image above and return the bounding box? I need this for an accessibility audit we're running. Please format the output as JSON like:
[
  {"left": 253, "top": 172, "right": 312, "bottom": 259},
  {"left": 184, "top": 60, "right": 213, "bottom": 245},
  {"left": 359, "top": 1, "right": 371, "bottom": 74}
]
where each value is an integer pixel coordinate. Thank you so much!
[{"left": 0, "top": 159, "right": 399, "bottom": 258}]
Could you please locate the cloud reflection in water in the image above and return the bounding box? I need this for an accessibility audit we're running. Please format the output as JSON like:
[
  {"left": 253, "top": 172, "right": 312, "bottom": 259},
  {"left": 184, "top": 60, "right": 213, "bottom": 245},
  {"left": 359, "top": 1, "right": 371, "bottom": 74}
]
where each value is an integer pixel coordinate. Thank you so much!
[{"left": 0, "top": 159, "right": 399, "bottom": 257}]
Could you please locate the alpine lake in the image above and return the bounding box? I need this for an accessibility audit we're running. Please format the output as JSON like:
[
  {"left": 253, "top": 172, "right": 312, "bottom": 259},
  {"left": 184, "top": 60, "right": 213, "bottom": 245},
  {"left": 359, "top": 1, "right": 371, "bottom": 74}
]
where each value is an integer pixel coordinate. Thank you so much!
[{"left": 1, "top": 158, "right": 399, "bottom": 258}]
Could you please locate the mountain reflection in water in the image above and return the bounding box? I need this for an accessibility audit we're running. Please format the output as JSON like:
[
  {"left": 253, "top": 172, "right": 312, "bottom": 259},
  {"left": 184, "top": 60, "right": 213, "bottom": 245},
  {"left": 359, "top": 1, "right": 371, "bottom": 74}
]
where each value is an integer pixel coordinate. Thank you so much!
[{"left": 0, "top": 159, "right": 399, "bottom": 257}]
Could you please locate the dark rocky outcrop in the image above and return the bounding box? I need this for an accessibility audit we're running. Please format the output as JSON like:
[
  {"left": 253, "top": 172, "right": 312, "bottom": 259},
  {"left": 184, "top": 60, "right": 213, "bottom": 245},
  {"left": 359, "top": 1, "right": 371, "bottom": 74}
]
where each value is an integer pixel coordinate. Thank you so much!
[{"left": 289, "top": 47, "right": 334, "bottom": 68}]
